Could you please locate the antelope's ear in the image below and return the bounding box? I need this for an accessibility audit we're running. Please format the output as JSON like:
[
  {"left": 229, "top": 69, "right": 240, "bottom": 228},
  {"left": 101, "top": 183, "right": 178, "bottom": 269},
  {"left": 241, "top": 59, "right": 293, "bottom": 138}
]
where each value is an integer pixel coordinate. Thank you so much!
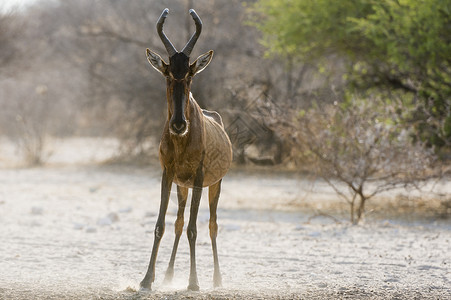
[
  {"left": 146, "top": 49, "right": 169, "bottom": 76},
  {"left": 190, "top": 50, "right": 213, "bottom": 76}
]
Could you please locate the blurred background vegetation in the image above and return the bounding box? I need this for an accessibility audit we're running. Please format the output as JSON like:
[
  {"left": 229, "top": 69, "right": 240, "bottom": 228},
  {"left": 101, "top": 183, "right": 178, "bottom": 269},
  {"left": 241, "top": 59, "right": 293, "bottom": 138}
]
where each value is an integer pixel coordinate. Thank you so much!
[{"left": 0, "top": 0, "right": 450, "bottom": 221}]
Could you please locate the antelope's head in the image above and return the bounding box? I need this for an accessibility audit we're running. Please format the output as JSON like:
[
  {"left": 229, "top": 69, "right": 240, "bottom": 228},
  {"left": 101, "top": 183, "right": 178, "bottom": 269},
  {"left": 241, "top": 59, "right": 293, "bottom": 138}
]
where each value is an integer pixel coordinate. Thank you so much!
[{"left": 146, "top": 8, "right": 213, "bottom": 136}]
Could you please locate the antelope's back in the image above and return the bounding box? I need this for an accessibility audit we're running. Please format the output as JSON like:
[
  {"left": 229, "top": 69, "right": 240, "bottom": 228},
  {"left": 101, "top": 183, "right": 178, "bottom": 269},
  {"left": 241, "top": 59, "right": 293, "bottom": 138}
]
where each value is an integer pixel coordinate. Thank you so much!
[{"left": 202, "top": 110, "right": 233, "bottom": 187}]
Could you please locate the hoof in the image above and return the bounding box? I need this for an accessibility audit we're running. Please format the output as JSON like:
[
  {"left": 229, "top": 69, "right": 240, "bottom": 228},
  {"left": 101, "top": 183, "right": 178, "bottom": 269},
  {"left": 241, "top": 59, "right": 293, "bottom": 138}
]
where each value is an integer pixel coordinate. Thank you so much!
[
  {"left": 187, "top": 283, "right": 200, "bottom": 291},
  {"left": 163, "top": 269, "right": 174, "bottom": 285},
  {"left": 139, "top": 280, "right": 152, "bottom": 291},
  {"left": 139, "top": 286, "right": 152, "bottom": 293},
  {"left": 213, "top": 273, "right": 222, "bottom": 288}
]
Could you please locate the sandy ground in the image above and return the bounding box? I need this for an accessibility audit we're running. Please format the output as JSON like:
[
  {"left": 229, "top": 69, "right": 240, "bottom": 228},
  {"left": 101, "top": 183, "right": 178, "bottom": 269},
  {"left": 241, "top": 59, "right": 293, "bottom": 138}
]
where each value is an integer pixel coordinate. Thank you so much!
[{"left": 0, "top": 138, "right": 450, "bottom": 299}]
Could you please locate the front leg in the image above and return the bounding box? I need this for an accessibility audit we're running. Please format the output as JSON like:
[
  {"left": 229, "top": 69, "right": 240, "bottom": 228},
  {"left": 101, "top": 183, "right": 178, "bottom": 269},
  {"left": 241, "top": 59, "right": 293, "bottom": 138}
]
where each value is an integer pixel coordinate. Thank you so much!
[
  {"left": 187, "top": 158, "right": 204, "bottom": 291},
  {"left": 140, "top": 167, "right": 174, "bottom": 290}
]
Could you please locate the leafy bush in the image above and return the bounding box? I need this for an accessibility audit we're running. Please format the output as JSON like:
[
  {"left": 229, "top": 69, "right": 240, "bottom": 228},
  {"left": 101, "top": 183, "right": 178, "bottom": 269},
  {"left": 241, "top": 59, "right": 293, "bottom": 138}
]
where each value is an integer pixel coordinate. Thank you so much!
[
  {"left": 279, "top": 96, "right": 435, "bottom": 223},
  {"left": 249, "top": 0, "right": 451, "bottom": 147}
]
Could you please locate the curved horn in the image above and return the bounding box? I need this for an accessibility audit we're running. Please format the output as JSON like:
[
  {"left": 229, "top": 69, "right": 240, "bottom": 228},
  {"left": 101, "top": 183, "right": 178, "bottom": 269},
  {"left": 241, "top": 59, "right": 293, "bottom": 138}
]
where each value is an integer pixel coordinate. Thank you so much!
[
  {"left": 181, "top": 9, "right": 202, "bottom": 57},
  {"left": 156, "top": 8, "right": 177, "bottom": 57}
]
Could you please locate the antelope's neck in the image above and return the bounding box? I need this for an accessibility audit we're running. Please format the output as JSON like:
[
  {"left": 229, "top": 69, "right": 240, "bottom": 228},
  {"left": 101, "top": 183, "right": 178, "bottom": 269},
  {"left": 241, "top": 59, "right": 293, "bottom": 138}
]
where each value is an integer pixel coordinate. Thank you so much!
[{"left": 165, "top": 94, "right": 205, "bottom": 174}]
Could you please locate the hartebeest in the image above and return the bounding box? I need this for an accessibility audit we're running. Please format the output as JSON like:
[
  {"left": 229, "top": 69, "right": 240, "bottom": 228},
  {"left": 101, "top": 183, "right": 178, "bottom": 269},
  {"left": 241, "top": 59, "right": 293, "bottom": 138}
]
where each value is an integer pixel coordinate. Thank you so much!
[{"left": 140, "top": 8, "right": 233, "bottom": 291}]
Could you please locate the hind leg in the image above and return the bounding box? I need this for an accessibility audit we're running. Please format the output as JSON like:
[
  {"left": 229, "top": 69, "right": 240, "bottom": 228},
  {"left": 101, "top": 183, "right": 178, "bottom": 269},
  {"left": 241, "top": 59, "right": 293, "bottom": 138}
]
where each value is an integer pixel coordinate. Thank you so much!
[
  {"left": 209, "top": 180, "right": 222, "bottom": 287},
  {"left": 164, "top": 185, "right": 188, "bottom": 284},
  {"left": 186, "top": 160, "right": 204, "bottom": 291}
]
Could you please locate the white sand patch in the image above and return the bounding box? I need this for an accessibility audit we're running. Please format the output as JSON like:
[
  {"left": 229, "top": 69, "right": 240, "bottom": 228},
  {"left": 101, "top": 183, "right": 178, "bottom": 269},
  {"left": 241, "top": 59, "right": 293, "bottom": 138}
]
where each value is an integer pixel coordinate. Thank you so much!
[
  {"left": 0, "top": 139, "right": 450, "bottom": 299},
  {"left": 0, "top": 137, "right": 120, "bottom": 167}
]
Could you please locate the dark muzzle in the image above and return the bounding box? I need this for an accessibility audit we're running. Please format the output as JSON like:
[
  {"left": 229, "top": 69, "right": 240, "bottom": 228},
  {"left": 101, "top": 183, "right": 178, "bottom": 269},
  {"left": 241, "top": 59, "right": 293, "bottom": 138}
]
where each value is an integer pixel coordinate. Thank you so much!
[{"left": 170, "top": 119, "right": 187, "bottom": 135}]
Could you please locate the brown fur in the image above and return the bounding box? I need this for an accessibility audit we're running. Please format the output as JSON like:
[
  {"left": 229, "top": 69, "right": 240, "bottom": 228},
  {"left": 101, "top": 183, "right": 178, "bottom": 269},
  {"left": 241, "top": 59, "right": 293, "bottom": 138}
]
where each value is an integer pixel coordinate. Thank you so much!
[
  {"left": 159, "top": 94, "right": 232, "bottom": 187},
  {"left": 141, "top": 8, "right": 231, "bottom": 291},
  {"left": 141, "top": 73, "right": 232, "bottom": 291}
]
